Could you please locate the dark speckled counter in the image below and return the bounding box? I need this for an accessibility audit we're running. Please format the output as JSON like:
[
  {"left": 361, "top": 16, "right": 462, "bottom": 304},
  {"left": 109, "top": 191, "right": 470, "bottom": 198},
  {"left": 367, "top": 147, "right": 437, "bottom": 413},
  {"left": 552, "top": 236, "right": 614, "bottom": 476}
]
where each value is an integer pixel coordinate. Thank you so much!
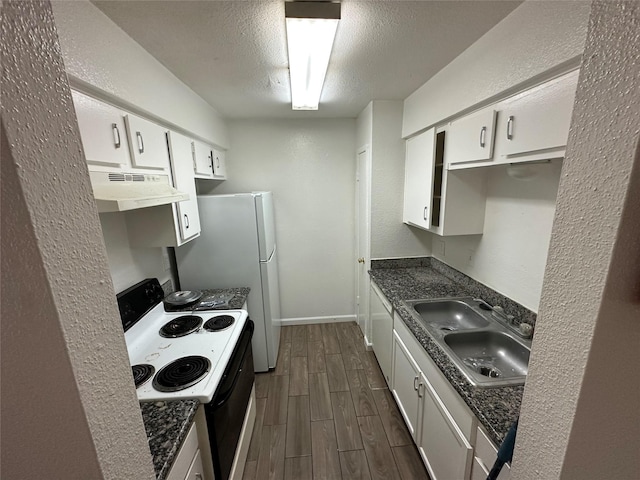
[
  {"left": 141, "top": 399, "right": 199, "bottom": 480},
  {"left": 169, "top": 287, "right": 250, "bottom": 311},
  {"left": 369, "top": 258, "right": 535, "bottom": 446}
]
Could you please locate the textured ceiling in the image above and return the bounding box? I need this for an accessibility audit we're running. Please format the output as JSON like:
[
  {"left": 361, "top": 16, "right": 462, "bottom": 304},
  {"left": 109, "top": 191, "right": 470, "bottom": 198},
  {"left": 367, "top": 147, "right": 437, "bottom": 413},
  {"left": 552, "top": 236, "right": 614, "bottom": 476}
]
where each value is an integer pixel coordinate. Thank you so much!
[{"left": 93, "top": 0, "right": 522, "bottom": 119}]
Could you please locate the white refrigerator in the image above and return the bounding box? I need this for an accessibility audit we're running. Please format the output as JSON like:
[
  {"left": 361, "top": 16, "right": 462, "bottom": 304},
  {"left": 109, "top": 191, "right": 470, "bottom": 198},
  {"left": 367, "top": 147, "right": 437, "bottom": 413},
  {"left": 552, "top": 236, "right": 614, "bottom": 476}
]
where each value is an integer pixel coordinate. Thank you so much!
[{"left": 175, "top": 192, "right": 281, "bottom": 372}]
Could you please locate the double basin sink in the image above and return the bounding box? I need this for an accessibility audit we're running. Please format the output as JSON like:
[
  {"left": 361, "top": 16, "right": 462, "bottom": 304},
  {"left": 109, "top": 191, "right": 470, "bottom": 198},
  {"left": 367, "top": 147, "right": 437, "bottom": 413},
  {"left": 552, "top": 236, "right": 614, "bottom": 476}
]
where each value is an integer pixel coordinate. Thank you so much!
[{"left": 403, "top": 297, "right": 532, "bottom": 388}]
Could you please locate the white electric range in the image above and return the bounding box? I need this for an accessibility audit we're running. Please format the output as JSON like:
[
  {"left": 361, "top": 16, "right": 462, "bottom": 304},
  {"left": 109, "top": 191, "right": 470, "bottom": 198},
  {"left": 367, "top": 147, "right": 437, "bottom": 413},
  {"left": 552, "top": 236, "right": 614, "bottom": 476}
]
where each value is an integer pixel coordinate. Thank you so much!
[
  {"left": 124, "top": 302, "right": 248, "bottom": 403},
  {"left": 118, "top": 278, "right": 255, "bottom": 480}
]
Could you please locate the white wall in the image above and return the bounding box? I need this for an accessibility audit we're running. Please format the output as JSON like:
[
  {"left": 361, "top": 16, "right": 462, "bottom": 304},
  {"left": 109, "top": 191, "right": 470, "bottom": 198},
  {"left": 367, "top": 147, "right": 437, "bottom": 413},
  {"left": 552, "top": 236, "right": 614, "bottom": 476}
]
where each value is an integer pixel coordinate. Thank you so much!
[
  {"left": 203, "top": 119, "right": 357, "bottom": 320},
  {"left": 432, "top": 160, "right": 562, "bottom": 311},
  {"left": 99, "top": 213, "right": 172, "bottom": 293},
  {"left": 514, "top": 2, "right": 640, "bottom": 477},
  {"left": 52, "top": 1, "right": 229, "bottom": 148},
  {"left": 403, "top": 0, "right": 591, "bottom": 137},
  {"left": 1, "top": 2, "right": 155, "bottom": 478},
  {"left": 370, "top": 101, "right": 432, "bottom": 258}
]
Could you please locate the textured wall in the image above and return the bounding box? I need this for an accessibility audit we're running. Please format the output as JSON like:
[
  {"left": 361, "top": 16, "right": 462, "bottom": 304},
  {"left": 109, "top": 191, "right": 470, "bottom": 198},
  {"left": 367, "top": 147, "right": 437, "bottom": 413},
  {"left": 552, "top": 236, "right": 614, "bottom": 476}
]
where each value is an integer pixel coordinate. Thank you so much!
[
  {"left": 403, "top": 1, "right": 591, "bottom": 137},
  {"left": 99, "top": 213, "right": 172, "bottom": 293},
  {"left": 433, "top": 160, "right": 562, "bottom": 311},
  {"left": 369, "top": 101, "right": 432, "bottom": 259},
  {"left": 513, "top": 1, "right": 640, "bottom": 478},
  {"left": 0, "top": 2, "right": 155, "bottom": 479},
  {"left": 51, "top": 0, "right": 229, "bottom": 148},
  {"left": 203, "top": 119, "right": 357, "bottom": 319}
]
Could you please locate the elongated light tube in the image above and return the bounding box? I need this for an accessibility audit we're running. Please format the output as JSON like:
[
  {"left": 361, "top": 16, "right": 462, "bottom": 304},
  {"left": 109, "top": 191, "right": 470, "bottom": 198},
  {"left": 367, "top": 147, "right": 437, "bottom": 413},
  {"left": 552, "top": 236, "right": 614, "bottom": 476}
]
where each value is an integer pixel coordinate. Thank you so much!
[{"left": 285, "top": 2, "right": 340, "bottom": 110}]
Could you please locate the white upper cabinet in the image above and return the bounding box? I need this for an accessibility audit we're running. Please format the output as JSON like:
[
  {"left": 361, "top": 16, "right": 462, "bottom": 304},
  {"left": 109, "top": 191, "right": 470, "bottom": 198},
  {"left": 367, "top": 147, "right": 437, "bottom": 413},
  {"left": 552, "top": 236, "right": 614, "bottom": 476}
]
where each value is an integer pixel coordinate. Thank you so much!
[
  {"left": 193, "top": 141, "right": 227, "bottom": 180},
  {"left": 445, "top": 69, "right": 579, "bottom": 170},
  {"left": 192, "top": 140, "right": 214, "bottom": 178},
  {"left": 403, "top": 128, "right": 435, "bottom": 230},
  {"left": 496, "top": 69, "right": 579, "bottom": 160},
  {"left": 124, "top": 114, "right": 170, "bottom": 170},
  {"left": 212, "top": 148, "right": 227, "bottom": 179},
  {"left": 168, "top": 132, "right": 201, "bottom": 243},
  {"left": 71, "top": 90, "right": 130, "bottom": 168},
  {"left": 404, "top": 129, "right": 486, "bottom": 236},
  {"left": 445, "top": 109, "right": 497, "bottom": 168}
]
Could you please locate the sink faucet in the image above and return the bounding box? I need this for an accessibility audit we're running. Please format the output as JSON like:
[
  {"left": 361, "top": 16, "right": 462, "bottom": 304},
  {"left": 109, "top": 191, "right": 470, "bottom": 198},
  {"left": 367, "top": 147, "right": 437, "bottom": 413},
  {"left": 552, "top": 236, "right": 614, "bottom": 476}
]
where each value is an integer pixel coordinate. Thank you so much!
[
  {"left": 491, "top": 305, "right": 515, "bottom": 325},
  {"left": 474, "top": 299, "right": 534, "bottom": 339}
]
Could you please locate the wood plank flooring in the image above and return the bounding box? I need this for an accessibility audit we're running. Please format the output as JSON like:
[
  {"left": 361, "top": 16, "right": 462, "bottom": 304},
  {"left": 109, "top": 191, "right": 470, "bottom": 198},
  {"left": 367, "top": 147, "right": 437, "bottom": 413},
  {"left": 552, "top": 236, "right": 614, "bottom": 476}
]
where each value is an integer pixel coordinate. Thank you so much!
[{"left": 243, "top": 322, "right": 430, "bottom": 480}]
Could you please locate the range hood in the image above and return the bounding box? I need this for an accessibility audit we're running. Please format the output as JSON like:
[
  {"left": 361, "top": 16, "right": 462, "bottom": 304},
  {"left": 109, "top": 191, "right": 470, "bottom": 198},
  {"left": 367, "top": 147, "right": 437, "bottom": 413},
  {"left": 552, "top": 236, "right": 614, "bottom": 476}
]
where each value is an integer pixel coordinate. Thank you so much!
[{"left": 89, "top": 171, "right": 189, "bottom": 213}]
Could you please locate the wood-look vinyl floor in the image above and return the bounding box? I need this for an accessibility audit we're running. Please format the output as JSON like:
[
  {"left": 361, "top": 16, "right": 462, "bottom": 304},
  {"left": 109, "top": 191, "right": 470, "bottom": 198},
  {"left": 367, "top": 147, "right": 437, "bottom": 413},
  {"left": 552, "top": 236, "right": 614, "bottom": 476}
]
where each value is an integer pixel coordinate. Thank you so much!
[{"left": 243, "top": 322, "right": 430, "bottom": 480}]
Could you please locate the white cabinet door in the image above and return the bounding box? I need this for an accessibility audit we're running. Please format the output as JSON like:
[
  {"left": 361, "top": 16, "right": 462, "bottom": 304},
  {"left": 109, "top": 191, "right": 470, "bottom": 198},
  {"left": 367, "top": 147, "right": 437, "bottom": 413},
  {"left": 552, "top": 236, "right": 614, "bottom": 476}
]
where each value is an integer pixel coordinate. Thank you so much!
[
  {"left": 71, "top": 90, "right": 130, "bottom": 168},
  {"left": 446, "top": 108, "right": 497, "bottom": 167},
  {"left": 185, "top": 449, "right": 204, "bottom": 480},
  {"left": 370, "top": 284, "right": 393, "bottom": 386},
  {"left": 193, "top": 140, "right": 214, "bottom": 178},
  {"left": 498, "top": 70, "right": 578, "bottom": 158},
  {"left": 391, "top": 331, "right": 422, "bottom": 440},
  {"left": 124, "top": 114, "right": 170, "bottom": 170},
  {"left": 212, "top": 148, "right": 227, "bottom": 179},
  {"left": 418, "top": 375, "right": 473, "bottom": 480},
  {"left": 168, "top": 131, "right": 201, "bottom": 243},
  {"left": 403, "top": 128, "right": 435, "bottom": 229}
]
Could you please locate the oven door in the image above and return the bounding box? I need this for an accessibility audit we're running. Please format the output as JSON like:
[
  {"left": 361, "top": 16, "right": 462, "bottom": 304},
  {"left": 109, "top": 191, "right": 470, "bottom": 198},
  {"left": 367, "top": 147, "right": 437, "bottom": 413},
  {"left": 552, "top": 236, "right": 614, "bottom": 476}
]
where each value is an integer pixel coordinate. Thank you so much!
[{"left": 205, "top": 319, "right": 255, "bottom": 480}]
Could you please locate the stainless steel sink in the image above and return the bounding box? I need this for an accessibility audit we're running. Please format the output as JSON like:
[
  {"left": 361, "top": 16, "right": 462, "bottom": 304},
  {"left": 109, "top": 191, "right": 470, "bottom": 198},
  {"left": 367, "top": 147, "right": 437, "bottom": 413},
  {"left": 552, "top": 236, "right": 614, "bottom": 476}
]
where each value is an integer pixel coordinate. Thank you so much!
[
  {"left": 407, "top": 299, "right": 490, "bottom": 331},
  {"left": 444, "top": 330, "right": 530, "bottom": 384},
  {"left": 402, "top": 297, "right": 532, "bottom": 387}
]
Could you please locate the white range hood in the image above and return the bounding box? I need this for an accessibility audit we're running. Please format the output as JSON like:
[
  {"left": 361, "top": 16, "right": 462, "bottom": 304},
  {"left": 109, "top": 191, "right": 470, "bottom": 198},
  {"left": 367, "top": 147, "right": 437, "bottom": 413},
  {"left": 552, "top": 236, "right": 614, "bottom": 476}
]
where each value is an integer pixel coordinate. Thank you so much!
[{"left": 89, "top": 171, "right": 189, "bottom": 213}]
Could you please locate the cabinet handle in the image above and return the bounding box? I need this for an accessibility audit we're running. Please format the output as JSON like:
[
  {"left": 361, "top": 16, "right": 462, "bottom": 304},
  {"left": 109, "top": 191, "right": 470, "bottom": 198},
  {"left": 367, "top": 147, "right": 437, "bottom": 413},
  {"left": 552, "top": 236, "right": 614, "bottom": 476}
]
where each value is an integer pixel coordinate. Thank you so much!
[
  {"left": 423, "top": 206, "right": 428, "bottom": 221},
  {"left": 184, "top": 214, "right": 189, "bottom": 229},
  {"left": 479, "top": 126, "right": 486, "bottom": 148},
  {"left": 418, "top": 382, "right": 425, "bottom": 398},
  {"left": 112, "top": 123, "right": 121, "bottom": 148},
  {"left": 413, "top": 375, "right": 419, "bottom": 391},
  {"left": 507, "top": 116, "right": 514, "bottom": 140},
  {"left": 136, "top": 131, "right": 145, "bottom": 154},
  {"left": 209, "top": 151, "right": 213, "bottom": 169}
]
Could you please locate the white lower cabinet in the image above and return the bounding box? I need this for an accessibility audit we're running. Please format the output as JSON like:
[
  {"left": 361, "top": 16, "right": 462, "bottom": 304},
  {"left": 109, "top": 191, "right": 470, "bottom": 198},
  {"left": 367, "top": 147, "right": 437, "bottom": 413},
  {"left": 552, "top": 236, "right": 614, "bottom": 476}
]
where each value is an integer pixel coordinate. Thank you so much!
[
  {"left": 391, "top": 331, "right": 422, "bottom": 439},
  {"left": 166, "top": 416, "right": 209, "bottom": 480},
  {"left": 472, "top": 426, "right": 511, "bottom": 480},
  {"left": 391, "top": 308, "right": 489, "bottom": 480},
  {"left": 370, "top": 283, "right": 393, "bottom": 386},
  {"left": 418, "top": 375, "right": 473, "bottom": 480}
]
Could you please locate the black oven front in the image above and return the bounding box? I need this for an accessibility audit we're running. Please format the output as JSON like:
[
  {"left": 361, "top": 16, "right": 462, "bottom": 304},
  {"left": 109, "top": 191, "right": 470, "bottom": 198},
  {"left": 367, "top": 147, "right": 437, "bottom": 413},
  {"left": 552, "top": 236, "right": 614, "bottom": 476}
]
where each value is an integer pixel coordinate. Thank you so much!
[{"left": 204, "top": 318, "right": 255, "bottom": 480}]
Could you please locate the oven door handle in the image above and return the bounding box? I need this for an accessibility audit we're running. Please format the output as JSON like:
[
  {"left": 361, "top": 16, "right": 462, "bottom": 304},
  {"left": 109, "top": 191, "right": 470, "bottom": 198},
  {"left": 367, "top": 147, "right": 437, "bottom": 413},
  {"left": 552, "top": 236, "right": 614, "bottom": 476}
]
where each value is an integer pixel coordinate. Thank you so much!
[{"left": 212, "top": 320, "right": 254, "bottom": 409}]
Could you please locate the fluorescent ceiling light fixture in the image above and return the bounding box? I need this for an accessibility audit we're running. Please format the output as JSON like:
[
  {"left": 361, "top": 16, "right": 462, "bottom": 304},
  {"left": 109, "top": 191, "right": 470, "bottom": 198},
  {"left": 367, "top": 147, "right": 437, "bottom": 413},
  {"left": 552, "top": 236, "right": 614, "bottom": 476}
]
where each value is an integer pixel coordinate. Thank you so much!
[{"left": 285, "top": 2, "right": 340, "bottom": 110}]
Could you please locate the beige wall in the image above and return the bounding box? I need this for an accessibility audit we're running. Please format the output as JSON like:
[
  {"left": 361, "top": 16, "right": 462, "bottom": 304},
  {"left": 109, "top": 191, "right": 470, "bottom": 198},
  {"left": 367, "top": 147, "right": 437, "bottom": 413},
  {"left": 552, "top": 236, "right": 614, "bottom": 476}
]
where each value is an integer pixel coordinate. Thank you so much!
[
  {"left": 0, "top": 2, "right": 155, "bottom": 478},
  {"left": 514, "top": 1, "right": 640, "bottom": 478}
]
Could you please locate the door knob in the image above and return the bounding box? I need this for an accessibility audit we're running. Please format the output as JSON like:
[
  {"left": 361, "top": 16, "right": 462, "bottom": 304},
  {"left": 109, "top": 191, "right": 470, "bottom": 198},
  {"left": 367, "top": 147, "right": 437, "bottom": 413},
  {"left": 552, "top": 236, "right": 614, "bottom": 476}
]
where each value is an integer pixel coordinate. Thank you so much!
[{"left": 358, "top": 257, "right": 365, "bottom": 264}]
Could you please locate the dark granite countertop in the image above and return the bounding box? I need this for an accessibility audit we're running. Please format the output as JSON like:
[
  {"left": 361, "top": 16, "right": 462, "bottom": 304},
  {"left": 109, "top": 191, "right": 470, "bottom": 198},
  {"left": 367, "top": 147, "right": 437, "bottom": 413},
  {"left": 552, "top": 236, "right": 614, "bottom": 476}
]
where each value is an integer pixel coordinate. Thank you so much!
[
  {"left": 169, "top": 287, "right": 250, "bottom": 311},
  {"left": 369, "top": 258, "right": 534, "bottom": 446},
  {"left": 141, "top": 399, "right": 199, "bottom": 480}
]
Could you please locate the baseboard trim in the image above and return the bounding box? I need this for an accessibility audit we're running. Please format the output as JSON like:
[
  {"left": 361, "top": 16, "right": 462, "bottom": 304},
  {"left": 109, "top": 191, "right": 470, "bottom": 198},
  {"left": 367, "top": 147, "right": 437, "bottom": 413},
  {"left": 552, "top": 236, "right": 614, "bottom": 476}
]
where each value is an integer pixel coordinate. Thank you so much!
[
  {"left": 363, "top": 335, "right": 373, "bottom": 351},
  {"left": 281, "top": 315, "right": 356, "bottom": 326}
]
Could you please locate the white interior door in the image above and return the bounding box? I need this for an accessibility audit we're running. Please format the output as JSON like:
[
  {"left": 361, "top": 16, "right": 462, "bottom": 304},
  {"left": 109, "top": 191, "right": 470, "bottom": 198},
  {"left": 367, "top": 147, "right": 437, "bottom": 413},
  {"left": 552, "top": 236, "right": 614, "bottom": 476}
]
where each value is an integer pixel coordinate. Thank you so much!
[{"left": 355, "top": 146, "right": 371, "bottom": 340}]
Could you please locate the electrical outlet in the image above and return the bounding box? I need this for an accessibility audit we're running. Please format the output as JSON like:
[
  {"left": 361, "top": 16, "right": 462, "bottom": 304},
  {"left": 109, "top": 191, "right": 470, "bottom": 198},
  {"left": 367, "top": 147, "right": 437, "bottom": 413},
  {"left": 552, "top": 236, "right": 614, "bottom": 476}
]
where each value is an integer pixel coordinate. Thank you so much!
[
  {"left": 467, "top": 248, "right": 475, "bottom": 266},
  {"left": 161, "top": 249, "right": 171, "bottom": 271},
  {"left": 435, "top": 239, "right": 446, "bottom": 257}
]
